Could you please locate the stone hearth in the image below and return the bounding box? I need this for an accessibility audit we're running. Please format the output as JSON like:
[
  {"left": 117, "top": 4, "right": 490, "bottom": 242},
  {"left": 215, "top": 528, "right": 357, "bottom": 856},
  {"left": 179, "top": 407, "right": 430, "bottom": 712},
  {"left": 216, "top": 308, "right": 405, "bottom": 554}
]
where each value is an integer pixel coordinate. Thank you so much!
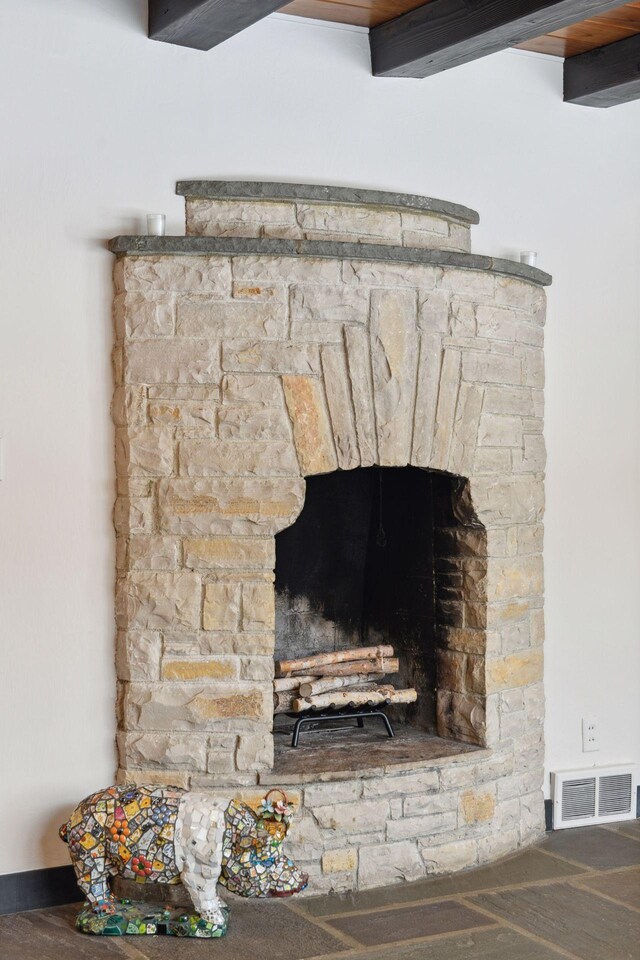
[{"left": 111, "top": 182, "right": 549, "bottom": 893}]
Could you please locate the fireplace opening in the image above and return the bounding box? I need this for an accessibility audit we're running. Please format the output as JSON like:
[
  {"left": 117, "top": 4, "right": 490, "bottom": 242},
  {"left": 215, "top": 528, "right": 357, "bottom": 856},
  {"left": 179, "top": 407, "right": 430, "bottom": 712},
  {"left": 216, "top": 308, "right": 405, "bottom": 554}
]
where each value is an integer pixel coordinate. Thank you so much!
[{"left": 274, "top": 467, "right": 488, "bottom": 749}]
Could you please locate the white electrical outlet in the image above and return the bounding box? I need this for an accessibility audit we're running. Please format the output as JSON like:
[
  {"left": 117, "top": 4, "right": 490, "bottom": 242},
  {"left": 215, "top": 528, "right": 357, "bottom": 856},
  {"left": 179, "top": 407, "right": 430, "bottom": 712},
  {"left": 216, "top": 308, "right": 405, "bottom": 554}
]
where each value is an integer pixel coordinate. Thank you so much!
[{"left": 582, "top": 717, "right": 599, "bottom": 752}]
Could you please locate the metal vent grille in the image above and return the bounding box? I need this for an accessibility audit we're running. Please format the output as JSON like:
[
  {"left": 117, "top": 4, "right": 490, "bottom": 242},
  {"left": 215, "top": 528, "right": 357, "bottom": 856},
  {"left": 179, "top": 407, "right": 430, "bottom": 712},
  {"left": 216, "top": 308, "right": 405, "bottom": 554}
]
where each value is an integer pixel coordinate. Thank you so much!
[
  {"left": 598, "top": 774, "right": 633, "bottom": 816},
  {"left": 552, "top": 764, "right": 637, "bottom": 829},
  {"left": 561, "top": 777, "right": 596, "bottom": 821}
]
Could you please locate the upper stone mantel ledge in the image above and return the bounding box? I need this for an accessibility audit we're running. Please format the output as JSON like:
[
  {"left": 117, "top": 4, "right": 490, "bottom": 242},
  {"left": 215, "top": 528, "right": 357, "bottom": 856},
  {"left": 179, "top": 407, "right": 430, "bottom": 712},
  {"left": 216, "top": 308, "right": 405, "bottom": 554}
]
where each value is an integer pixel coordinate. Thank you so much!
[
  {"left": 175, "top": 180, "right": 480, "bottom": 226},
  {"left": 107, "top": 235, "right": 552, "bottom": 287}
]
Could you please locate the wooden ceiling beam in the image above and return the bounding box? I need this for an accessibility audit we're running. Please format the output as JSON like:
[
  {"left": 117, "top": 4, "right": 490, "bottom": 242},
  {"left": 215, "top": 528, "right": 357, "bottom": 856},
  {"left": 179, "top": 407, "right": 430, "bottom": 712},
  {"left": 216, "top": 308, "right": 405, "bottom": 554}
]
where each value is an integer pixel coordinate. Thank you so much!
[
  {"left": 564, "top": 32, "right": 640, "bottom": 105},
  {"left": 148, "top": 0, "right": 285, "bottom": 50},
  {"left": 370, "top": 0, "right": 627, "bottom": 78}
]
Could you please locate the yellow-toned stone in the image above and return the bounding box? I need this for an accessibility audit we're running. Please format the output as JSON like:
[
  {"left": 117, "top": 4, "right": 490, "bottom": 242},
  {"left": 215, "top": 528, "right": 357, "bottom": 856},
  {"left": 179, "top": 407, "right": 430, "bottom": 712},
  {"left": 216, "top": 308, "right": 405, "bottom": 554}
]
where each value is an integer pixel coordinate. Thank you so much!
[
  {"left": 194, "top": 691, "right": 265, "bottom": 721},
  {"left": 487, "top": 649, "right": 544, "bottom": 692},
  {"left": 461, "top": 791, "right": 496, "bottom": 824},
  {"left": 162, "top": 659, "right": 236, "bottom": 681},
  {"left": 488, "top": 556, "right": 544, "bottom": 601},
  {"left": 322, "top": 848, "right": 357, "bottom": 873},
  {"left": 185, "top": 537, "right": 274, "bottom": 570},
  {"left": 282, "top": 375, "right": 337, "bottom": 475}
]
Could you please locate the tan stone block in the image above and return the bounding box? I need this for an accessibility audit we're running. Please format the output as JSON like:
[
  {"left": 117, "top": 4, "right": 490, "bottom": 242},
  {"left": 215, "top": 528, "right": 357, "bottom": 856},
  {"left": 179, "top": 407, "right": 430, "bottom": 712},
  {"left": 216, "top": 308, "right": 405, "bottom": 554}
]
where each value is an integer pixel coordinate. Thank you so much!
[
  {"left": 461, "top": 790, "right": 496, "bottom": 824},
  {"left": 184, "top": 537, "right": 274, "bottom": 570},
  {"left": 386, "top": 811, "right": 457, "bottom": 842},
  {"left": 517, "top": 344, "right": 545, "bottom": 388},
  {"left": 158, "top": 477, "right": 305, "bottom": 535},
  {"left": 470, "top": 476, "right": 544, "bottom": 525},
  {"left": 148, "top": 401, "right": 216, "bottom": 432},
  {"left": 124, "top": 682, "right": 271, "bottom": 729},
  {"left": 116, "top": 630, "right": 162, "bottom": 681},
  {"left": 114, "top": 496, "right": 155, "bottom": 537},
  {"left": 121, "top": 255, "right": 232, "bottom": 295},
  {"left": 148, "top": 385, "right": 220, "bottom": 400},
  {"left": 437, "top": 650, "right": 485, "bottom": 695},
  {"left": 462, "top": 352, "right": 521, "bottom": 386},
  {"left": 478, "top": 415, "right": 522, "bottom": 448},
  {"left": 411, "top": 333, "right": 443, "bottom": 467},
  {"left": 313, "top": 799, "right": 388, "bottom": 832},
  {"left": 487, "top": 556, "right": 544, "bottom": 601},
  {"left": 483, "top": 386, "right": 535, "bottom": 417},
  {"left": 117, "top": 291, "right": 175, "bottom": 339},
  {"left": 222, "top": 340, "right": 320, "bottom": 375},
  {"left": 486, "top": 649, "right": 544, "bottom": 692},
  {"left": 121, "top": 426, "right": 174, "bottom": 476},
  {"left": 239, "top": 656, "right": 273, "bottom": 682},
  {"left": 179, "top": 439, "right": 298, "bottom": 478},
  {"left": 495, "top": 277, "right": 541, "bottom": 310},
  {"left": 120, "top": 732, "right": 207, "bottom": 770},
  {"left": 401, "top": 211, "right": 449, "bottom": 237},
  {"left": 421, "top": 838, "right": 478, "bottom": 875},
  {"left": 370, "top": 288, "right": 418, "bottom": 466},
  {"left": 436, "top": 690, "right": 486, "bottom": 745},
  {"left": 282, "top": 375, "right": 337, "bottom": 475},
  {"left": 236, "top": 733, "right": 274, "bottom": 771},
  {"left": 290, "top": 284, "right": 369, "bottom": 324},
  {"left": 430, "top": 349, "right": 462, "bottom": 469},
  {"left": 232, "top": 256, "right": 340, "bottom": 284},
  {"left": 321, "top": 344, "right": 359, "bottom": 469},
  {"left": 177, "top": 298, "right": 287, "bottom": 339},
  {"left": 344, "top": 325, "right": 377, "bottom": 467},
  {"left": 162, "top": 658, "right": 238, "bottom": 681},
  {"left": 203, "top": 582, "right": 241, "bottom": 631},
  {"left": 514, "top": 434, "right": 546, "bottom": 473},
  {"left": 242, "top": 582, "right": 275, "bottom": 631},
  {"left": 221, "top": 373, "right": 283, "bottom": 405},
  {"left": 127, "top": 536, "right": 179, "bottom": 571},
  {"left": 473, "top": 448, "right": 512, "bottom": 475},
  {"left": 449, "top": 299, "right": 476, "bottom": 337},
  {"left": 218, "top": 403, "right": 290, "bottom": 440},
  {"left": 437, "top": 627, "right": 485, "bottom": 655},
  {"left": 440, "top": 269, "right": 495, "bottom": 299},
  {"left": 198, "top": 632, "right": 274, "bottom": 657},
  {"left": 112, "top": 386, "right": 147, "bottom": 428},
  {"left": 186, "top": 199, "right": 297, "bottom": 236},
  {"left": 322, "top": 849, "right": 357, "bottom": 874},
  {"left": 296, "top": 203, "right": 401, "bottom": 242},
  {"left": 342, "top": 259, "right": 440, "bottom": 290},
  {"left": 358, "top": 841, "right": 425, "bottom": 887},
  {"left": 449, "top": 381, "right": 483, "bottom": 475},
  {"left": 116, "top": 572, "right": 201, "bottom": 630},
  {"left": 125, "top": 339, "right": 220, "bottom": 384},
  {"left": 475, "top": 305, "right": 516, "bottom": 341}
]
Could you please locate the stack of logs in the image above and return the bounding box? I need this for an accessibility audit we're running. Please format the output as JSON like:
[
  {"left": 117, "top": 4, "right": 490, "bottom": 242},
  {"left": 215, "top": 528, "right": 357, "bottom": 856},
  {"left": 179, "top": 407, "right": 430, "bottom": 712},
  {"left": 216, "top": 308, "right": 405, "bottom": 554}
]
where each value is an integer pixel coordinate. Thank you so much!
[{"left": 273, "top": 645, "right": 418, "bottom": 714}]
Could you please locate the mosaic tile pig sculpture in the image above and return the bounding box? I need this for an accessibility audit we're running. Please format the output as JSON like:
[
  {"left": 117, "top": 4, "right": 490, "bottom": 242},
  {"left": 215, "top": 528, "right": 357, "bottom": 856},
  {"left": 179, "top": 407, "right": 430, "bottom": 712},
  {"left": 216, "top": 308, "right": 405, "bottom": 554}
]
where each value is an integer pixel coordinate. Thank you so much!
[{"left": 60, "top": 783, "right": 307, "bottom": 932}]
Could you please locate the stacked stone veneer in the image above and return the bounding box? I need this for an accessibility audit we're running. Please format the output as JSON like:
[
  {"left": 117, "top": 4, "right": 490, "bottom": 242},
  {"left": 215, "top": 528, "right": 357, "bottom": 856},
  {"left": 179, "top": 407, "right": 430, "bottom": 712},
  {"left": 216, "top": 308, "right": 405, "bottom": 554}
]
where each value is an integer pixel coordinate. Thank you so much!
[{"left": 112, "top": 184, "right": 548, "bottom": 892}]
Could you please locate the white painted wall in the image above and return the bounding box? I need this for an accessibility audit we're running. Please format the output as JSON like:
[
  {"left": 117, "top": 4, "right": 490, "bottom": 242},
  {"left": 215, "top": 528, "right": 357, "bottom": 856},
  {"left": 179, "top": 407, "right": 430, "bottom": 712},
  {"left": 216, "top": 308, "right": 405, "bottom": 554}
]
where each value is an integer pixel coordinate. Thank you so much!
[{"left": 1, "top": 0, "right": 638, "bottom": 875}]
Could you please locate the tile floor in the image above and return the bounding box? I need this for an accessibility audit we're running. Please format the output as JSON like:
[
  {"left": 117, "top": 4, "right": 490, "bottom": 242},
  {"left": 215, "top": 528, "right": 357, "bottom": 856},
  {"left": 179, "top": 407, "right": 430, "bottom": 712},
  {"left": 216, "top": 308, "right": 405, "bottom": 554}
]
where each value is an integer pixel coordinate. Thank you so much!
[{"left": 1, "top": 823, "right": 638, "bottom": 960}]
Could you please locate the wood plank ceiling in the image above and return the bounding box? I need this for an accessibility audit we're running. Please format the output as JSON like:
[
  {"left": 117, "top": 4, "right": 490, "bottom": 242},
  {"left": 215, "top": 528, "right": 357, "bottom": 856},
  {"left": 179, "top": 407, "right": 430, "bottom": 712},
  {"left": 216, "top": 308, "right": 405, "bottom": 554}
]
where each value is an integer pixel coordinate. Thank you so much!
[
  {"left": 281, "top": 0, "right": 640, "bottom": 57},
  {"left": 148, "top": 1, "right": 640, "bottom": 106}
]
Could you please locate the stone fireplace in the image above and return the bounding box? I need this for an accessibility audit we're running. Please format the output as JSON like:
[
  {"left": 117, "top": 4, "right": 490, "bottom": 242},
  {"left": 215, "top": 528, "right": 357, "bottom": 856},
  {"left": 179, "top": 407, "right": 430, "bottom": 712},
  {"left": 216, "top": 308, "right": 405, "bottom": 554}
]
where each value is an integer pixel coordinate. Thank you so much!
[{"left": 111, "top": 182, "right": 549, "bottom": 892}]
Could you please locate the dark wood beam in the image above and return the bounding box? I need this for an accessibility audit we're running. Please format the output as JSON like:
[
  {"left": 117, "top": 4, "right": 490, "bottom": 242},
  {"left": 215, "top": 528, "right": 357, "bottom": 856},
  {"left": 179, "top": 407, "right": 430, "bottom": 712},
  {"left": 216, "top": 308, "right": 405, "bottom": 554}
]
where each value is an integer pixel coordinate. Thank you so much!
[
  {"left": 370, "top": 0, "right": 626, "bottom": 78},
  {"left": 149, "top": 0, "right": 285, "bottom": 50},
  {"left": 564, "top": 32, "right": 640, "bottom": 106}
]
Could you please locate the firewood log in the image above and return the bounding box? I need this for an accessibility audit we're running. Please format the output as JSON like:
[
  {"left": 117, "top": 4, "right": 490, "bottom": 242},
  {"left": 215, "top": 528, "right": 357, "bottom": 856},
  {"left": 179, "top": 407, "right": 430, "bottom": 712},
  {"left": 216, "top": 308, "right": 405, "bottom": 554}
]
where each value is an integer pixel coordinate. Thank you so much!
[
  {"left": 273, "top": 692, "right": 297, "bottom": 714},
  {"left": 273, "top": 675, "right": 318, "bottom": 693},
  {"left": 290, "top": 657, "right": 399, "bottom": 678},
  {"left": 291, "top": 686, "right": 417, "bottom": 712},
  {"left": 275, "top": 645, "right": 394, "bottom": 677},
  {"left": 299, "top": 674, "right": 385, "bottom": 697}
]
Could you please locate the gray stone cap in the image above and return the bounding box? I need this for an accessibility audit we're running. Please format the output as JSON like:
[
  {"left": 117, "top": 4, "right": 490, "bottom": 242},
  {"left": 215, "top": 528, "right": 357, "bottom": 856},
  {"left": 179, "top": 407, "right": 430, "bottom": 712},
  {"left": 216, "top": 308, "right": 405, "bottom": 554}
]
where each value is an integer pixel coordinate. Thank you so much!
[
  {"left": 175, "top": 180, "right": 480, "bottom": 225},
  {"left": 108, "top": 235, "right": 552, "bottom": 286}
]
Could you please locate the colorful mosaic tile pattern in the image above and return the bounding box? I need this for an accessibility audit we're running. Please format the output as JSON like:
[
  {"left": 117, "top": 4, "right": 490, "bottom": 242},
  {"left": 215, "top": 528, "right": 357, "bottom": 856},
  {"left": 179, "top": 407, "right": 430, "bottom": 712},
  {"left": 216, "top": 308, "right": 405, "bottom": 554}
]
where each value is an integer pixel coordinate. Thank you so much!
[
  {"left": 76, "top": 899, "right": 229, "bottom": 937},
  {"left": 61, "top": 784, "right": 308, "bottom": 937}
]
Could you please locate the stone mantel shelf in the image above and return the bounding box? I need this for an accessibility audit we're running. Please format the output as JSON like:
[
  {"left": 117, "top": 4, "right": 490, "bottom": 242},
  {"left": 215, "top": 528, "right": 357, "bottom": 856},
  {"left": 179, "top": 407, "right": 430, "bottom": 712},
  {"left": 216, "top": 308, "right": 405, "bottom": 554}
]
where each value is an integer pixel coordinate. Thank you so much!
[
  {"left": 108, "top": 236, "right": 552, "bottom": 286},
  {"left": 175, "top": 180, "right": 480, "bottom": 225}
]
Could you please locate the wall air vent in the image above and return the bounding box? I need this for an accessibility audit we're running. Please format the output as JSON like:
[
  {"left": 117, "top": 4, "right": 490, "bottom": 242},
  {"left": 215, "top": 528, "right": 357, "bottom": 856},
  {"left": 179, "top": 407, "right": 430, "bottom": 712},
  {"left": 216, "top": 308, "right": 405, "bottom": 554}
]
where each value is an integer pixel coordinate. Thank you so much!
[{"left": 551, "top": 765, "right": 637, "bottom": 829}]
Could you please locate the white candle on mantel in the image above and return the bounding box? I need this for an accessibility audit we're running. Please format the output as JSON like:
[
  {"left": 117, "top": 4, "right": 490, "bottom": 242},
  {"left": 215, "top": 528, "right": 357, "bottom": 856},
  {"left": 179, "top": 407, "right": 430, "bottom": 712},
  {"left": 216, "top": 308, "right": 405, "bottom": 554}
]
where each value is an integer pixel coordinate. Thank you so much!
[
  {"left": 520, "top": 251, "right": 537, "bottom": 267},
  {"left": 147, "top": 214, "right": 166, "bottom": 237}
]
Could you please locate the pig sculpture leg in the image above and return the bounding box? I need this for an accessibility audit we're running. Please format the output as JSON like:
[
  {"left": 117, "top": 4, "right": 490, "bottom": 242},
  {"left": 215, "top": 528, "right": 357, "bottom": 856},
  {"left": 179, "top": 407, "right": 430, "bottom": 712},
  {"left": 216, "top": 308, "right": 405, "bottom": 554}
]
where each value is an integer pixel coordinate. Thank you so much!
[{"left": 174, "top": 793, "right": 227, "bottom": 927}]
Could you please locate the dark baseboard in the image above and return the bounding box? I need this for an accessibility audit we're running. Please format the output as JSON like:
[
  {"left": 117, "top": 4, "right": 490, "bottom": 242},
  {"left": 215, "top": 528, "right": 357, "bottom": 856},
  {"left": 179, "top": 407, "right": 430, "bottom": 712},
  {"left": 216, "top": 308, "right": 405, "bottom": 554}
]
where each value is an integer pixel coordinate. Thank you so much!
[
  {"left": 545, "top": 798, "right": 553, "bottom": 831},
  {"left": 0, "top": 865, "right": 78, "bottom": 916}
]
